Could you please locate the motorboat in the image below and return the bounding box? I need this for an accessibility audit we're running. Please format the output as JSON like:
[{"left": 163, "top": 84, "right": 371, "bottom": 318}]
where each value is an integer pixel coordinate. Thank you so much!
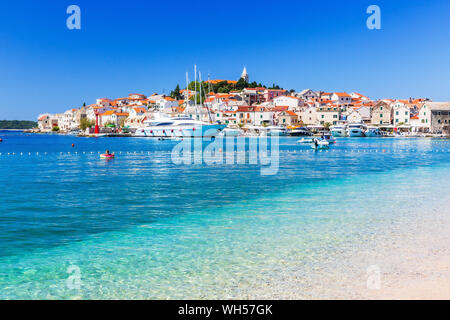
[
  {"left": 365, "top": 126, "right": 382, "bottom": 137},
  {"left": 319, "top": 134, "right": 336, "bottom": 144},
  {"left": 134, "top": 114, "right": 226, "bottom": 137},
  {"left": 330, "top": 124, "right": 347, "bottom": 137},
  {"left": 289, "top": 127, "right": 312, "bottom": 136},
  {"left": 347, "top": 123, "right": 366, "bottom": 137},
  {"left": 311, "top": 138, "right": 329, "bottom": 150},
  {"left": 297, "top": 137, "right": 314, "bottom": 144}
]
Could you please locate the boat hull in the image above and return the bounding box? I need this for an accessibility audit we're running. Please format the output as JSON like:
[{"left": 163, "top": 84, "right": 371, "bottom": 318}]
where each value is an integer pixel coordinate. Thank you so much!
[
  {"left": 348, "top": 129, "right": 365, "bottom": 137},
  {"left": 331, "top": 129, "right": 347, "bottom": 137},
  {"left": 134, "top": 124, "right": 226, "bottom": 137}
]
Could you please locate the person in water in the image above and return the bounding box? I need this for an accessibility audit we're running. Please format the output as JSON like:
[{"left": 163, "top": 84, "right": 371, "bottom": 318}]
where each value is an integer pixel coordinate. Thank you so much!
[{"left": 105, "top": 149, "right": 111, "bottom": 155}]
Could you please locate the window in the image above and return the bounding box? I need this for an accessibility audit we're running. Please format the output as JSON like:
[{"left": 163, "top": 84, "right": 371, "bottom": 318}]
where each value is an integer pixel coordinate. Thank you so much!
[
  {"left": 396, "top": 111, "right": 399, "bottom": 115},
  {"left": 321, "top": 115, "right": 324, "bottom": 119},
  {"left": 396, "top": 119, "right": 399, "bottom": 123},
  {"left": 380, "top": 120, "right": 383, "bottom": 124},
  {"left": 380, "top": 114, "right": 383, "bottom": 117},
  {"left": 405, "top": 111, "right": 408, "bottom": 115},
  {"left": 283, "top": 119, "right": 286, "bottom": 123},
  {"left": 380, "top": 107, "right": 383, "bottom": 110}
]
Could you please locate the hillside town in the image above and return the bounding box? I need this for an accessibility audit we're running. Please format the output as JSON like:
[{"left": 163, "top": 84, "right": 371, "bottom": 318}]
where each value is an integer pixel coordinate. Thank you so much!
[{"left": 36, "top": 68, "right": 450, "bottom": 136}]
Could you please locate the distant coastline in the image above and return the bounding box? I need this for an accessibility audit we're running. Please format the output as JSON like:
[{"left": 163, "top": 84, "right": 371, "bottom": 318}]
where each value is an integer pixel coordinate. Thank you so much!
[{"left": 0, "top": 120, "right": 37, "bottom": 130}]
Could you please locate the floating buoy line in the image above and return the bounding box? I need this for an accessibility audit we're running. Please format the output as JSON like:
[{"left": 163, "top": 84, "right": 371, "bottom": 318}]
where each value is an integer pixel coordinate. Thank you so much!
[{"left": 0, "top": 148, "right": 449, "bottom": 157}]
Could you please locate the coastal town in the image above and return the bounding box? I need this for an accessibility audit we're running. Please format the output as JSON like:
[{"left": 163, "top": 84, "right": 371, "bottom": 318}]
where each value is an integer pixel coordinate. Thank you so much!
[{"left": 36, "top": 67, "right": 450, "bottom": 137}]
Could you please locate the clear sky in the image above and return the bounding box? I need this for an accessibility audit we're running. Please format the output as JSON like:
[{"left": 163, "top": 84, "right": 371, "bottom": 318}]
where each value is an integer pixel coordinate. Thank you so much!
[{"left": 0, "top": 0, "right": 449, "bottom": 120}]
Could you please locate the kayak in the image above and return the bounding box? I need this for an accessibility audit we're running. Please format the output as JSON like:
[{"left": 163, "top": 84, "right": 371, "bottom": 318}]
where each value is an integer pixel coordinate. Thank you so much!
[{"left": 100, "top": 153, "right": 115, "bottom": 159}]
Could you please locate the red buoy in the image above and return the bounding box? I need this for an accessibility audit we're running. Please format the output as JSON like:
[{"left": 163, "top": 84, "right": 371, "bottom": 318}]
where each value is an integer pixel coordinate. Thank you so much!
[
  {"left": 71, "top": 143, "right": 75, "bottom": 148},
  {"left": 0, "top": 138, "right": 3, "bottom": 142}
]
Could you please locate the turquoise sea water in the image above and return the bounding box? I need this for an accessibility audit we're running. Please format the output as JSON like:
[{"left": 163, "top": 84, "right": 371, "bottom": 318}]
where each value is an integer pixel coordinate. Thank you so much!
[{"left": 0, "top": 132, "right": 449, "bottom": 299}]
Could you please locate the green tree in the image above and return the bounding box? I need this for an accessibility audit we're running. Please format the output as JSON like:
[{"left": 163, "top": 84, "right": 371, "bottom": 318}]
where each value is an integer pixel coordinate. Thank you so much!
[
  {"left": 52, "top": 126, "right": 60, "bottom": 132},
  {"left": 170, "top": 84, "right": 182, "bottom": 99},
  {"left": 79, "top": 118, "right": 94, "bottom": 131},
  {"left": 324, "top": 122, "right": 331, "bottom": 130}
]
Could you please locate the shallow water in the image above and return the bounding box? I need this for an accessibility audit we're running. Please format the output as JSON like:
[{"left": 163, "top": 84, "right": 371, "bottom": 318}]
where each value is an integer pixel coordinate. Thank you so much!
[{"left": 0, "top": 132, "right": 449, "bottom": 299}]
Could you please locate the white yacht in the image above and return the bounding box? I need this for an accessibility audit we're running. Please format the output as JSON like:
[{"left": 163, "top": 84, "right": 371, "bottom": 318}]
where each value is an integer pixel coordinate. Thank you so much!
[
  {"left": 330, "top": 124, "right": 347, "bottom": 137},
  {"left": 289, "top": 127, "right": 312, "bottom": 136},
  {"left": 134, "top": 114, "right": 226, "bottom": 137},
  {"left": 347, "top": 123, "right": 366, "bottom": 137},
  {"left": 365, "top": 126, "right": 382, "bottom": 137}
]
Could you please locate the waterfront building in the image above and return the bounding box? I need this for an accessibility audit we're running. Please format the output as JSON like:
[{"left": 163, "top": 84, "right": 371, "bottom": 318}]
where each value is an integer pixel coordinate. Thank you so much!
[
  {"left": 316, "top": 105, "right": 340, "bottom": 125},
  {"left": 300, "top": 104, "right": 318, "bottom": 126},
  {"left": 419, "top": 102, "right": 450, "bottom": 134},
  {"left": 276, "top": 110, "right": 300, "bottom": 127},
  {"left": 273, "top": 95, "right": 302, "bottom": 110},
  {"left": 371, "top": 101, "right": 392, "bottom": 125},
  {"left": 392, "top": 101, "right": 410, "bottom": 125},
  {"left": 37, "top": 114, "right": 51, "bottom": 131}
]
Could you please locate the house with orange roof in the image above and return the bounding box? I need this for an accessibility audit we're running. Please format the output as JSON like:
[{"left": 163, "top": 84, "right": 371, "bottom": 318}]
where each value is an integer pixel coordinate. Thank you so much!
[
  {"left": 276, "top": 110, "right": 300, "bottom": 127},
  {"left": 391, "top": 100, "right": 411, "bottom": 126},
  {"left": 130, "top": 107, "right": 148, "bottom": 117},
  {"left": 154, "top": 96, "right": 179, "bottom": 110},
  {"left": 96, "top": 98, "right": 113, "bottom": 107},
  {"left": 315, "top": 104, "right": 341, "bottom": 126},
  {"left": 37, "top": 114, "right": 51, "bottom": 131},
  {"left": 273, "top": 95, "right": 302, "bottom": 110},
  {"left": 331, "top": 92, "right": 352, "bottom": 106},
  {"left": 99, "top": 110, "right": 129, "bottom": 127},
  {"left": 350, "top": 92, "right": 370, "bottom": 101},
  {"left": 264, "top": 88, "right": 287, "bottom": 102}
]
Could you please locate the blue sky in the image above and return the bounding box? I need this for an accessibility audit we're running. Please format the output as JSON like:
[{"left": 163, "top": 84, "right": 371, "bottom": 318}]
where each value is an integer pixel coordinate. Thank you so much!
[{"left": 0, "top": 0, "right": 449, "bottom": 120}]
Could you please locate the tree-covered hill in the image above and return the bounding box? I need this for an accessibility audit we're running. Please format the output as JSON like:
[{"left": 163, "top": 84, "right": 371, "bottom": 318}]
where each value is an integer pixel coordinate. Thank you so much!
[{"left": 0, "top": 120, "right": 37, "bottom": 129}]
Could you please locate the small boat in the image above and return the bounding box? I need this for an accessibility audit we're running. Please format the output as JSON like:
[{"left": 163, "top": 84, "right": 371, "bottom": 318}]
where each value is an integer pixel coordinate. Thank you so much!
[
  {"left": 320, "top": 134, "right": 336, "bottom": 144},
  {"left": 100, "top": 153, "right": 115, "bottom": 159},
  {"left": 311, "top": 139, "right": 329, "bottom": 150},
  {"left": 297, "top": 137, "right": 314, "bottom": 144}
]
